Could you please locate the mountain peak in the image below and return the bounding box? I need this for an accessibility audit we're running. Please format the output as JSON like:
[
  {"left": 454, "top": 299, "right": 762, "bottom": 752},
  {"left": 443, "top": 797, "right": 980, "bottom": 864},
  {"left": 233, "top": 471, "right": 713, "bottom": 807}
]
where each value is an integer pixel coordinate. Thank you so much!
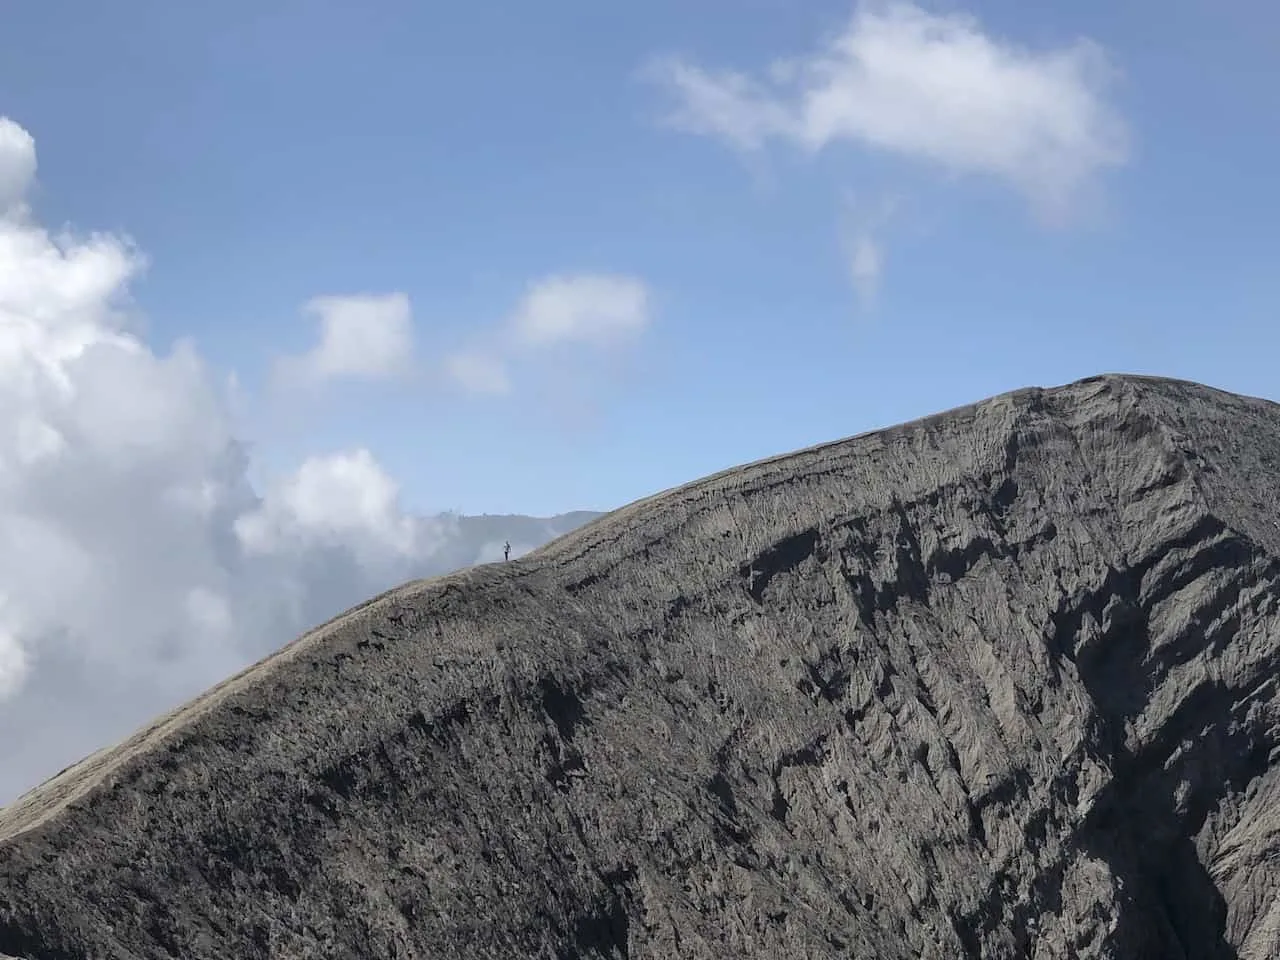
[{"left": 4, "top": 374, "right": 1280, "bottom": 959}]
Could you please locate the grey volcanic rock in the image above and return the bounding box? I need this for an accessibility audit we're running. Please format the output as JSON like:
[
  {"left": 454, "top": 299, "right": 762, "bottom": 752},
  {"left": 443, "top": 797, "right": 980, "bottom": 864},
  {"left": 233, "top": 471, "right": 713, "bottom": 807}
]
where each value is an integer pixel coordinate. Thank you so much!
[
  {"left": 0, "top": 509, "right": 603, "bottom": 809},
  {"left": 4, "top": 374, "right": 1280, "bottom": 959}
]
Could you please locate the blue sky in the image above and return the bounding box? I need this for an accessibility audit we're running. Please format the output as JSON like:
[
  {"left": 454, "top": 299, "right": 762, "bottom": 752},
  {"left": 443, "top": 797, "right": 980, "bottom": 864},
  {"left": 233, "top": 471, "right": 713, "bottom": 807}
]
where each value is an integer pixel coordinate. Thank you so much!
[
  {"left": 3, "top": 0, "right": 1277, "bottom": 516},
  {"left": 1, "top": 0, "right": 1278, "bottom": 802}
]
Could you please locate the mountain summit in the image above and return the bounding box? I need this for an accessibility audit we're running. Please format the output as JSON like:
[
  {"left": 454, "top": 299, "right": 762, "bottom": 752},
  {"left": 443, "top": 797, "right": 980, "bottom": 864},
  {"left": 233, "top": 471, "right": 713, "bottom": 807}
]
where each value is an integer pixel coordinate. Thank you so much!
[{"left": 4, "top": 374, "right": 1280, "bottom": 959}]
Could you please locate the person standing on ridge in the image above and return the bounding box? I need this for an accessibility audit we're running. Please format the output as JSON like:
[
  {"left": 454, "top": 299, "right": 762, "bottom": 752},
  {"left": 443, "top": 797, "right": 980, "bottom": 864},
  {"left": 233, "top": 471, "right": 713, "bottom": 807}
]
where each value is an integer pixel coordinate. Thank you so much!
[{"left": 504, "top": 541, "right": 511, "bottom": 561}]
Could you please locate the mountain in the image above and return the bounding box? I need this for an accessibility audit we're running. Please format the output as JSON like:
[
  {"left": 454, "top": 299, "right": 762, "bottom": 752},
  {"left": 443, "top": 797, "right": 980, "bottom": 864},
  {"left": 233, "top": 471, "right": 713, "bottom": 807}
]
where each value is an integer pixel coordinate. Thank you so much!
[{"left": 3, "top": 374, "right": 1280, "bottom": 959}]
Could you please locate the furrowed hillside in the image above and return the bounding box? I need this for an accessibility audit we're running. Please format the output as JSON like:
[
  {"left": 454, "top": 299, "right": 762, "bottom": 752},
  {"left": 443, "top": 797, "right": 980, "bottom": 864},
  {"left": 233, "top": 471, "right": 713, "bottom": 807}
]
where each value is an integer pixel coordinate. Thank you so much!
[{"left": 3, "top": 374, "right": 1280, "bottom": 959}]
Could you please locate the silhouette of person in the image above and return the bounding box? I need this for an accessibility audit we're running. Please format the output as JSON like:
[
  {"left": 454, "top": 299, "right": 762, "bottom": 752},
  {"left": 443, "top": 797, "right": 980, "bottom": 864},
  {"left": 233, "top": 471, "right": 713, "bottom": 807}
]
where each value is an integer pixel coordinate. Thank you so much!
[{"left": 504, "top": 541, "right": 511, "bottom": 561}]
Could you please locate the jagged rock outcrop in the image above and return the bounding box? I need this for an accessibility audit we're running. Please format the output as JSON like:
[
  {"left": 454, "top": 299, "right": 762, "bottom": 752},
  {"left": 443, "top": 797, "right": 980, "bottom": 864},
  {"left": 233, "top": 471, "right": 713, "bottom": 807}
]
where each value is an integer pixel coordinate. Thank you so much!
[{"left": 3, "top": 374, "right": 1280, "bottom": 959}]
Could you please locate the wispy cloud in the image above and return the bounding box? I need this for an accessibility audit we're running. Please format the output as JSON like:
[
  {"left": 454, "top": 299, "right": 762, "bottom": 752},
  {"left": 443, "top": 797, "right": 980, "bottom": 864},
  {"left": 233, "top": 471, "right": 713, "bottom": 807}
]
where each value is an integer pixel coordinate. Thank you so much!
[
  {"left": 509, "top": 274, "right": 650, "bottom": 348},
  {"left": 840, "top": 190, "right": 901, "bottom": 308},
  {"left": 445, "top": 273, "right": 653, "bottom": 396},
  {"left": 444, "top": 351, "right": 511, "bottom": 396},
  {"left": 0, "top": 118, "right": 36, "bottom": 214},
  {"left": 276, "top": 293, "right": 414, "bottom": 386},
  {"left": 848, "top": 233, "right": 883, "bottom": 307},
  {"left": 647, "top": 1, "right": 1130, "bottom": 221}
]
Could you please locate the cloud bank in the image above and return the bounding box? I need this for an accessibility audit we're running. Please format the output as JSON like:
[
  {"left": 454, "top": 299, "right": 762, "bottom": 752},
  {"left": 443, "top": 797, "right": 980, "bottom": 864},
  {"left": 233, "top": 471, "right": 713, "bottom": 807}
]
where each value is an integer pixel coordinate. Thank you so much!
[
  {"left": 0, "top": 118, "right": 553, "bottom": 803},
  {"left": 649, "top": 1, "right": 1130, "bottom": 221}
]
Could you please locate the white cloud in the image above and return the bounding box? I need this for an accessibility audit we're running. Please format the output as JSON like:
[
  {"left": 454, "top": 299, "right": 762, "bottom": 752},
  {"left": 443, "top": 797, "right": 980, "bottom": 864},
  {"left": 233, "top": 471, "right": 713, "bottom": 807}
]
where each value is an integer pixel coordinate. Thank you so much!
[
  {"left": 0, "top": 118, "right": 36, "bottom": 215},
  {"left": 445, "top": 351, "right": 511, "bottom": 396},
  {"left": 277, "top": 293, "right": 414, "bottom": 385},
  {"left": 235, "top": 449, "right": 425, "bottom": 561},
  {"left": 0, "top": 177, "right": 268, "bottom": 703},
  {"left": 444, "top": 273, "right": 652, "bottom": 396},
  {"left": 649, "top": 1, "right": 1129, "bottom": 219},
  {"left": 509, "top": 274, "right": 651, "bottom": 347},
  {"left": 0, "top": 119, "right": 572, "bottom": 805}
]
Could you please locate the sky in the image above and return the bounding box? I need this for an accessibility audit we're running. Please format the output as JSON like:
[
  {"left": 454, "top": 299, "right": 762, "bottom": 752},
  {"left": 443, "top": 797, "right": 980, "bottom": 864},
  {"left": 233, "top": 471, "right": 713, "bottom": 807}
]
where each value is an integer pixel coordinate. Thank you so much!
[{"left": 0, "top": 0, "right": 1277, "bottom": 800}]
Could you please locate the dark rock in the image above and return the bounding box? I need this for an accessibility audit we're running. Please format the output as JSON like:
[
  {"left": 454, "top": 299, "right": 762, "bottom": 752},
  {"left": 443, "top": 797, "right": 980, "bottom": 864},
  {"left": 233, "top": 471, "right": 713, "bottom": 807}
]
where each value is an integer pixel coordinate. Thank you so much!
[{"left": 3, "top": 374, "right": 1280, "bottom": 958}]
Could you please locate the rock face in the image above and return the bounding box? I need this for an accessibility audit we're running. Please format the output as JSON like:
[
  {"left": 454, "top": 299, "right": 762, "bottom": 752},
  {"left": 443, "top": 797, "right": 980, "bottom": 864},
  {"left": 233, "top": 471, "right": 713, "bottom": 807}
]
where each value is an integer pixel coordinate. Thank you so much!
[{"left": 3, "top": 374, "right": 1280, "bottom": 959}]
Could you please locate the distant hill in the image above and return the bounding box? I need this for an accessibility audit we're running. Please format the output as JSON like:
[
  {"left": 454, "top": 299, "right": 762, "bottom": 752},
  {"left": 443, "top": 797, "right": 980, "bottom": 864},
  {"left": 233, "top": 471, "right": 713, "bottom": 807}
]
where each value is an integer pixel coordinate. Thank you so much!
[{"left": 4, "top": 376, "right": 1280, "bottom": 958}]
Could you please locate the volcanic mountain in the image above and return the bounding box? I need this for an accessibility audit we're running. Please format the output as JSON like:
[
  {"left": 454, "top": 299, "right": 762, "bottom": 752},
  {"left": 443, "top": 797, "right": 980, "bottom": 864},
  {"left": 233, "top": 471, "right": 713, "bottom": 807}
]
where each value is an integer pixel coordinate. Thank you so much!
[{"left": 4, "top": 374, "right": 1280, "bottom": 959}]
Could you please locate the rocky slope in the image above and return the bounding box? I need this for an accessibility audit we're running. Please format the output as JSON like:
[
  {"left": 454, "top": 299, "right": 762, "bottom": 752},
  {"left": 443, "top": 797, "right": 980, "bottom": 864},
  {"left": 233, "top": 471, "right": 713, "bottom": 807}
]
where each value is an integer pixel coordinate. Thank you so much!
[
  {"left": 3, "top": 374, "right": 1280, "bottom": 959},
  {"left": 0, "top": 509, "right": 603, "bottom": 808}
]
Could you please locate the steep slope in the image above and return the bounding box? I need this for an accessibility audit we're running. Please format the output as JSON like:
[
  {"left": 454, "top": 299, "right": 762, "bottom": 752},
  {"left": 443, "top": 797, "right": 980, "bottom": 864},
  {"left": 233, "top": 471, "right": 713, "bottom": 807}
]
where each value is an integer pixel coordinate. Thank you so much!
[{"left": 3, "top": 374, "right": 1280, "bottom": 959}]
